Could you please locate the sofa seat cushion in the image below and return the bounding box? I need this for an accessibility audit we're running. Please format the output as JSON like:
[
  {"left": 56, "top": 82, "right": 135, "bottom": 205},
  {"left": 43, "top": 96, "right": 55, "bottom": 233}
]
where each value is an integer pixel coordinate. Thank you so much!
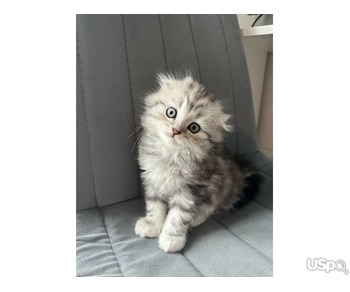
[{"left": 76, "top": 197, "right": 272, "bottom": 277}]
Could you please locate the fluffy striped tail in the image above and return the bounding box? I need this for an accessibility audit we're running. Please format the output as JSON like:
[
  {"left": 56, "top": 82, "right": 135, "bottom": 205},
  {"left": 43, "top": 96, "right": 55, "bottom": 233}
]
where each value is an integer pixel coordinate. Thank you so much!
[{"left": 233, "top": 157, "right": 262, "bottom": 209}]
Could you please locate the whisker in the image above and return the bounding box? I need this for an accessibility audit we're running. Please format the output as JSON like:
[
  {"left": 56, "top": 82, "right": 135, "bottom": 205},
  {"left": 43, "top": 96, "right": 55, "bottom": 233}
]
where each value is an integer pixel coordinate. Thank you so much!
[
  {"left": 130, "top": 130, "right": 142, "bottom": 152},
  {"left": 126, "top": 126, "right": 142, "bottom": 139},
  {"left": 138, "top": 135, "right": 153, "bottom": 153},
  {"left": 131, "top": 130, "right": 148, "bottom": 153},
  {"left": 131, "top": 136, "right": 141, "bottom": 153}
]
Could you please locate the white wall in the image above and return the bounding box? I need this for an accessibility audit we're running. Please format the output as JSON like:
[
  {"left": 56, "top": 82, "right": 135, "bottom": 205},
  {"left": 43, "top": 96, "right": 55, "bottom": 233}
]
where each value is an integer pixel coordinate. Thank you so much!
[
  {"left": 237, "top": 14, "right": 273, "bottom": 159},
  {"left": 258, "top": 53, "right": 273, "bottom": 158}
]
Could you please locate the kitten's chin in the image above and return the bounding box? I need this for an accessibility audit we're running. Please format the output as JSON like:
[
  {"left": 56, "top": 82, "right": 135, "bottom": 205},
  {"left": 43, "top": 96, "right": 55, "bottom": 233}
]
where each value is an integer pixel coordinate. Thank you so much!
[
  {"left": 159, "top": 133, "right": 177, "bottom": 145},
  {"left": 160, "top": 132, "right": 180, "bottom": 146},
  {"left": 168, "top": 135, "right": 180, "bottom": 145}
]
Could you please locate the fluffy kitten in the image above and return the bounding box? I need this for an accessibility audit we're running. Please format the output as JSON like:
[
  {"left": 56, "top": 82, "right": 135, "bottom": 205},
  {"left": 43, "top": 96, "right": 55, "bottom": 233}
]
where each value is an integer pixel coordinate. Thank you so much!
[{"left": 135, "top": 73, "right": 258, "bottom": 253}]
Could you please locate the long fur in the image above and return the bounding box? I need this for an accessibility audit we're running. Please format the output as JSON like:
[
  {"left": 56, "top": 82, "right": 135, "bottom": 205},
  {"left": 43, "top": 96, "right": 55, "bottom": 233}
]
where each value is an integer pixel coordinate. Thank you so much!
[{"left": 134, "top": 73, "right": 259, "bottom": 252}]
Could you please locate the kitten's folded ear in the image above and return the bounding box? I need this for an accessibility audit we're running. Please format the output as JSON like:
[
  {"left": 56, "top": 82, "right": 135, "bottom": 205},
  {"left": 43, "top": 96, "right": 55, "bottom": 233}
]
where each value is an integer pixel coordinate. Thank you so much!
[
  {"left": 220, "top": 113, "right": 234, "bottom": 132},
  {"left": 156, "top": 73, "right": 170, "bottom": 86},
  {"left": 214, "top": 101, "right": 234, "bottom": 132},
  {"left": 156, "top": 72, "right": 174, "bottom": 88}
]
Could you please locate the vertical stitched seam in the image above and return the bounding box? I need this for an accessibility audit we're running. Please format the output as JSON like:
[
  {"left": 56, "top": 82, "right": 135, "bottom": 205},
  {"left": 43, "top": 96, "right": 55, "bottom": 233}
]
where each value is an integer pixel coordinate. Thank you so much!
[
  {"left": 187, "top": 15, "right": 202, "bottom": 83},
  {"left": 121, "top": 15, "right": 137, "bottom": 135},
  {"left": 100, "top": 209, "right": 125, "bottom": 276},
  {"left": 76, "top": 29, "right": 98, "bottom": 208},
  {"left": 219, "top": 15, "right": 238, "bottom": 153},
  {"left": 158, "top": 15, "right": 168, "bottom": 71}
]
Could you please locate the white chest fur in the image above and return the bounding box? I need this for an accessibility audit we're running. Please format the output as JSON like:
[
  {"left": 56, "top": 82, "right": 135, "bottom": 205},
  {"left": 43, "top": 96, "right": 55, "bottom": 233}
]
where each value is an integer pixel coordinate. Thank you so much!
[{"left": 139, "top": 151, "right": 194, "bottom": 199}]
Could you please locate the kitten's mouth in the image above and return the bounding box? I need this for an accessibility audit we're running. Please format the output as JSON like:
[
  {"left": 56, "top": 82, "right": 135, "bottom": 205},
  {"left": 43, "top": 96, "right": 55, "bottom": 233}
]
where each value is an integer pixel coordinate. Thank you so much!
[{"left": 171, "top": 127, "right": 182, "bottom": 138}]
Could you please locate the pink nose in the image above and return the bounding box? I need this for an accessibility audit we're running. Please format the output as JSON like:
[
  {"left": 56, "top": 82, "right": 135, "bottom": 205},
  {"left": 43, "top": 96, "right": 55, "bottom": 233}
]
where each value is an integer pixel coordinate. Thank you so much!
[{"left": 172, "top": 127, "right": 182, "bottom": 136}]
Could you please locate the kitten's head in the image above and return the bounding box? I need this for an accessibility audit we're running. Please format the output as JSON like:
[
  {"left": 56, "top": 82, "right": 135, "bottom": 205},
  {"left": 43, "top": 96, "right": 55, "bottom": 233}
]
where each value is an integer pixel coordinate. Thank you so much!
[{"left": 141, "top": 73, "right": 232, "bottom": 159}]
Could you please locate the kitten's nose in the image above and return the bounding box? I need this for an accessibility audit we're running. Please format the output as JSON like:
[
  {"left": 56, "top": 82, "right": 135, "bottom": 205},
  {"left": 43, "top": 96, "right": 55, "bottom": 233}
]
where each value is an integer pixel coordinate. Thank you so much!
[{"left": 172, "top": 127, "right": 182, "bottom": 136}]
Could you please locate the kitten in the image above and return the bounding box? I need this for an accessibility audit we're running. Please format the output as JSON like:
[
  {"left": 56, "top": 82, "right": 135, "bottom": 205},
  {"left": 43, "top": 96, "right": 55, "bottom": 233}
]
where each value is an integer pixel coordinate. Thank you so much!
[{"left": 135, "top": 73, "right": 258, "bottom": 253}]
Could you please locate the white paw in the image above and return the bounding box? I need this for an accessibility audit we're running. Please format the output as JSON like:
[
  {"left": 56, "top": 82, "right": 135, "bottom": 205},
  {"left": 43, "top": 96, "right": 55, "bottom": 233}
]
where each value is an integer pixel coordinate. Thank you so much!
[
  {"left": 159, "top": 232, "right": 186, "bottom": 253},
  {"left": 135, "top": 217, "right": 162, "bottom": 238}
]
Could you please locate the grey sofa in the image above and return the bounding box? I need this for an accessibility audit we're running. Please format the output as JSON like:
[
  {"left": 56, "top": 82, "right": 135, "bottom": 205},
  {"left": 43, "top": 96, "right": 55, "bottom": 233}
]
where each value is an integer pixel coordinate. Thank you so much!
[{"left": 76, "top": 14, "right": 273, "bottom": 277}]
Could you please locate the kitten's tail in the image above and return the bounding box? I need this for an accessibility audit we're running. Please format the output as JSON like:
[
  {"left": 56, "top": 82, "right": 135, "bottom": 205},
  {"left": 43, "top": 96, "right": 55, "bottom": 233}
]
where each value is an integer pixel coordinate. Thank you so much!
[{"left": 233, "top": 157, "right": 263, "bottom": 210}]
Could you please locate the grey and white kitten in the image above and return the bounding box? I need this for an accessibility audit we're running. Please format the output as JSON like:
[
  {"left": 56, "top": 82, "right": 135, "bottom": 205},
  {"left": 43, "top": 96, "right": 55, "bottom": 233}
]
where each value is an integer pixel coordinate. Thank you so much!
[{"left": 135, "top": 73, "right": 257, "bottom": 253}]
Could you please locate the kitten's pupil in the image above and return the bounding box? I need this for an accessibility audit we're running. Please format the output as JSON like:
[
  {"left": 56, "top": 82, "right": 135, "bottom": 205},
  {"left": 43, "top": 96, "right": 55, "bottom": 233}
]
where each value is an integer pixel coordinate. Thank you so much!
[
  {"left": 188, "top": 122, "right": 200, "bottom": 134},
  {"left": 166, "top": 107, "right": 177, "bottom": 118}
]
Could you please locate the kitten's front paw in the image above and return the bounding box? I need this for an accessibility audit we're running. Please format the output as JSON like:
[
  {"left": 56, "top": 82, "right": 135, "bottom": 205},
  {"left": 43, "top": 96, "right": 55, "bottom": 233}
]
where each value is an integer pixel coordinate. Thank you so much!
[
  {"left": 159, "top": 232, "right": 186, "bottom": 253},
  {"left": 135, "top": 217, "right": 162, "bottom": 238}
]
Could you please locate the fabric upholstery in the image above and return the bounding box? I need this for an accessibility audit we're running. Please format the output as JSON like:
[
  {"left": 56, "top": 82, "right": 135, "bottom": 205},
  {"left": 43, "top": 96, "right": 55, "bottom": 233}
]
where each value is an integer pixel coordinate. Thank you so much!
[
  {"left": 76, "top": 208, "right": 122, "bottom": 276},
  {"left": 76, "top": 197, "right": 272, "bottom": 277},
  {"left": 77, "top": 15, "right": 142, "bottom": 209}
]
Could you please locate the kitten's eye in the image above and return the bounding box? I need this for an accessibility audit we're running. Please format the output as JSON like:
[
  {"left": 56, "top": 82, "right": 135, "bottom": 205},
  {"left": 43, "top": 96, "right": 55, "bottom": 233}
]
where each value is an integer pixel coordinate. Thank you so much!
[
  {"left": 166, "top": 107, "right": 177, "bottom": 118},
  {"left": 188, "top": 122, "right": 200, "bottom": 134}
]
